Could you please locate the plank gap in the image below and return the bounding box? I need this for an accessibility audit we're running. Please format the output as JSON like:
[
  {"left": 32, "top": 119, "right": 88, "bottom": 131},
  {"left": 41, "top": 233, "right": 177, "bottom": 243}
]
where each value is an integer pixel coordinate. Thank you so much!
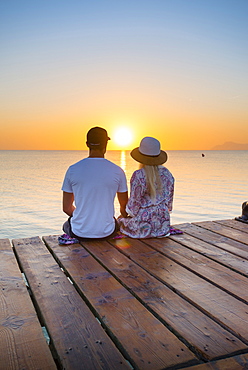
[
  {"left": 142, "top": 239, "right": 248, "bottom": 305},
  {"left": 82, "top": 240, "right": 212, "bottom": 362},
  {"left": 43, "top": 237, "right": 137, "bottom": 369},
  {"left": 108, "top": 239, "right": 248, "bottom": 347},
  {"left": 169, "top": 235, "right": 248, "bottom": 278}
]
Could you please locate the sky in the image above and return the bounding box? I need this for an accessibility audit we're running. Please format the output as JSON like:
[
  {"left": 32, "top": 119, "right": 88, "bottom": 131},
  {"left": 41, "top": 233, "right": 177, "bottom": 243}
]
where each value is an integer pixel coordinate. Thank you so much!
[{"left": 0, "top": 0, "right": 248, "bottom": 150}]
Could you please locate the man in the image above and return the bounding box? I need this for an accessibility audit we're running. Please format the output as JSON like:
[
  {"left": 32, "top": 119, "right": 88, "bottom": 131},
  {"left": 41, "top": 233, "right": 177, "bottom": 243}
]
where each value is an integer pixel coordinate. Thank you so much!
[{"left": 62, "top": 127, "right": 128, "bottom": 240}]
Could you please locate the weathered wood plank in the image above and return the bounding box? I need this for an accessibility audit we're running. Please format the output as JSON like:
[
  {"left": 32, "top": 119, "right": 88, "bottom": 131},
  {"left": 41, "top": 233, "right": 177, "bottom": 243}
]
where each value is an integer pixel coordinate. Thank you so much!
[
  {"left": 170, "top": 232, "right": 248, "bottom": 276},
  {"left": 185, "top": 353, "right": 248, "bottom": 369},
  {"left": 0, "top": 239, "right": 56, "bottom": 370},
  {"left": 12, "top": 237, "right": 130, "bottom": 370},
  {"left": 74, "top": 238, "right": 247, "bottom": 361},
  {"left": 194, "top": 221, "right": 248, "bottom": 247},
  {"left": 110, "top": 238, "right": 248, "bottom": 344},
  {"left": 215, "top": 219, "right": 248, "bottom": 234},
  {"left": 178, "top": 223, "right": 248, "bottom": 259},
  {"left": 144, "top": 237, "right": 248, "bottom": 303},
  {"left": 3, "top": 219, "right": 247, "bottom": 369},
  {"left": 44, "top": 235, "right": 198, "bottom": 370}
]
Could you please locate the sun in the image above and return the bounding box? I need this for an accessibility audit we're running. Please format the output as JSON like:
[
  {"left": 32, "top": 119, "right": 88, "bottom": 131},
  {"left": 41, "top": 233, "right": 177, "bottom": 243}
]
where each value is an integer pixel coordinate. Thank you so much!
[{"left": 113, "top": 127, "right": 133, "bottom": 148}]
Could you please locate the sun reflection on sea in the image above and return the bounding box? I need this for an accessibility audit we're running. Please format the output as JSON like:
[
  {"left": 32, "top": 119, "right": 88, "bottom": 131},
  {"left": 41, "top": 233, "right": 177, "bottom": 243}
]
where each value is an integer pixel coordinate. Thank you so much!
[{"left": 120, "top": 150, "right": 126, "bottom": 172}]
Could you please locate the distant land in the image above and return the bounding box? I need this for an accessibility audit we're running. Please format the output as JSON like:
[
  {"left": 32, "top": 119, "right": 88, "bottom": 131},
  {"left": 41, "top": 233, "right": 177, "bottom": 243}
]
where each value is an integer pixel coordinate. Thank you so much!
[{"left": 212, "top": 142, "right": 248, "bottom": 150}]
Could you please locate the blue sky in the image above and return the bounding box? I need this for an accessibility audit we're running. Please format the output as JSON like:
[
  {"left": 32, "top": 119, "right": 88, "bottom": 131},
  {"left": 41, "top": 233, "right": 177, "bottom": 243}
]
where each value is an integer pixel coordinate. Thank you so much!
[{"left": 1, "top": 0, "right": 248, "bottom": 149}]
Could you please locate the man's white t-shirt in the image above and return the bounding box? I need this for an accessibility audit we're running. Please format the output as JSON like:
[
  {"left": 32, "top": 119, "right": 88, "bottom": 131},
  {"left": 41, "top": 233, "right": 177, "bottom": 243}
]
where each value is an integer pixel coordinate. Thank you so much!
[{"left": 62, "top": 158, "right": 128, "bottom": 238}]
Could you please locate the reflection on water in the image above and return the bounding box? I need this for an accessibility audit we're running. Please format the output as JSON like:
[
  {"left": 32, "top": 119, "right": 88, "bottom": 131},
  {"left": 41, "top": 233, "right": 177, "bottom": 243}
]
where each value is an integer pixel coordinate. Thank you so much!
[
  {"left": 1, "top": 150, "right": 248, "bottom": 239},
  {"left": 120, "top": 150, "right": 126, "bottom": 172}
]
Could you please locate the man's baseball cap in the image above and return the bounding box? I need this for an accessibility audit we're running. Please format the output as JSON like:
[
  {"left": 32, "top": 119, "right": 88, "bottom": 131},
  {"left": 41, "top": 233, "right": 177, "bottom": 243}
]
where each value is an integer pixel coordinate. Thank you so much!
[{"left": 86, "top": 127, "right": 111, "bottom": 146}]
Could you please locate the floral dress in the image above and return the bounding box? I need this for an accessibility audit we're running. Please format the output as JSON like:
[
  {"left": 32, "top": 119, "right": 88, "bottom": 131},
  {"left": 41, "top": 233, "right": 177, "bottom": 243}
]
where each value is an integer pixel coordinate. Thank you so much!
[{"left": 118, "top": 166, "right": 174, "bottom": 238}]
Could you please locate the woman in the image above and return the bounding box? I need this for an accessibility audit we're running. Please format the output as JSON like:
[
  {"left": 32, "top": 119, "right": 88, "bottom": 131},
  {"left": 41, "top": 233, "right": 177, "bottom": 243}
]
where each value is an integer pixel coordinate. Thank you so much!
[{"left": 118, "top": 137, "right": 174, "bottom": 238}]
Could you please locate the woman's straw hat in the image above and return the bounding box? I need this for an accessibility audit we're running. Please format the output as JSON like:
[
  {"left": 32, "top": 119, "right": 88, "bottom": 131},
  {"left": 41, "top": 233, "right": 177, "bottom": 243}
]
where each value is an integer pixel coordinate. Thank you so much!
[{"left": 131, "top": 137, "right": 167, "bottom": 165}]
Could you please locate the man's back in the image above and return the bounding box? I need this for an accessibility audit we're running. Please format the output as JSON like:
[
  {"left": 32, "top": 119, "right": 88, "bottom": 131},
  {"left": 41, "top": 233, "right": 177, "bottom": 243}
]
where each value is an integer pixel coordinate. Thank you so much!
[{"left": 62, "top": 157, "right": 127, "bottom": 238}]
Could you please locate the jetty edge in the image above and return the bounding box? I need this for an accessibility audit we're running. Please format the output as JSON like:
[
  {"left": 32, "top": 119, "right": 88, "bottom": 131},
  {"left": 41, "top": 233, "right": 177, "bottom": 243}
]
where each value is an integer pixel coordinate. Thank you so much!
[{"left": 0, "top": 219, "right": 248, "bottom": 370}]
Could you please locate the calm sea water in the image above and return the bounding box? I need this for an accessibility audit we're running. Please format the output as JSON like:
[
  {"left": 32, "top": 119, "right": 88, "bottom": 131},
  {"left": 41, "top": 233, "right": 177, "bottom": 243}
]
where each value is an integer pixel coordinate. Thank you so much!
[{"left": 0, "top": 150, "right": 247, "bottom": 239}]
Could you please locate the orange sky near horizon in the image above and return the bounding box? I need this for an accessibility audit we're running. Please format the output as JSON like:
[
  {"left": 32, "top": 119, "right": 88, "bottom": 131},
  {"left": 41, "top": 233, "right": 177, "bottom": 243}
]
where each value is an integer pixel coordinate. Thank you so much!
[
  {"left": 1, "top": 1, "right": 248, "bottom": 151},
  {"left": 1, "top": 102, "right": 247, "bottom": 151}
]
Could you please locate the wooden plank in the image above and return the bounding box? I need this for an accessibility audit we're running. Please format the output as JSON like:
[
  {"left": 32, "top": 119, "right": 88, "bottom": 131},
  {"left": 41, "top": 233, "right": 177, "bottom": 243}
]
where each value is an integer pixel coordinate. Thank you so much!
[
  {"left": 169, "top": 232, "right": 248, "bottom": 277},
  {"left": 185, "top": 353, "right": 248, "bottom": 369},
  {"left": 110, "top": 238, "right": 248, "bottom": 344},
  {"left": 73, "top": 237, "right": 247, "bottom": 361},
  {"left": 44, "top": 235, "right": 198, "bottom": 370},
  {"left": 193, "top": 221, "right": 248, "bottom": 247},
  {"left": 143, "top": 237, "right": 248, "bottom": 303},
  {"left": 12, "top": 237, "right": 129, "bottom": 370},
  {"left": 0, "top": 239, "right": 56, "bottom": 370},
  {"left": 215, "top": 219, "right": 248, "bottom": 234},
  {"left": 178, "top": 223, "right": 248, "bottom": 259}
]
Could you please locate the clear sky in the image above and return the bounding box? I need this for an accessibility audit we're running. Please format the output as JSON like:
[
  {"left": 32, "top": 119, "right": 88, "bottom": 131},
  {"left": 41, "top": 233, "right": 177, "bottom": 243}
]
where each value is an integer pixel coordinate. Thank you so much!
[{"left": 1, "top": 0, "right": 248, "bottom": 150}]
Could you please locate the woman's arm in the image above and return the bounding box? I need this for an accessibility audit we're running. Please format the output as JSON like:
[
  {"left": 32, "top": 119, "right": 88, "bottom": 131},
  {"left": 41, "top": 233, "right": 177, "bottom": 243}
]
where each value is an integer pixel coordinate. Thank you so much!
[
  {"left": 168, "top": 177, "right": 175, "bottom": 212},
  {"left": 126, "top": 171, "right": 144, "bottom": 216}
]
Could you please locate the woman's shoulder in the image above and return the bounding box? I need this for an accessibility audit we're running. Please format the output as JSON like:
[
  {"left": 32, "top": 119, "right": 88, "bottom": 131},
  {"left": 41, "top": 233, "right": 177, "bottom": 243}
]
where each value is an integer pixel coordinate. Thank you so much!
[
  {"left": 132, "top": 168, "right": 145, "bottom": 177},
  {"left": 159, "top": 166, "right": 174, "bottom": 178},
  {"left": 130, "top": 168, "right": 145, "bottom": 182},
  {"left": 159, "top": 165, "right": 169, "bottom": 172}
]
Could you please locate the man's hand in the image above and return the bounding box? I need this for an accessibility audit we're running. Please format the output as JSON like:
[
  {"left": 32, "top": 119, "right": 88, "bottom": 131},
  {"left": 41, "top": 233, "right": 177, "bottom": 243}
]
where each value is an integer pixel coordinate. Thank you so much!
[
  {"left": 63, "top": 191, "right": 76, "bottom": 216},
  {"left": 117, "top": 191, "right": 128, "bottom": 218}
]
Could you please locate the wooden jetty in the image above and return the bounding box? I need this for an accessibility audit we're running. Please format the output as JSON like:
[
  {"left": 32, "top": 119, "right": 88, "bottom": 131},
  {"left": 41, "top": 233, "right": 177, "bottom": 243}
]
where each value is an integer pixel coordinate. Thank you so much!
[{"left": 1, "top": 219, "right": 248, "bottom": 370}]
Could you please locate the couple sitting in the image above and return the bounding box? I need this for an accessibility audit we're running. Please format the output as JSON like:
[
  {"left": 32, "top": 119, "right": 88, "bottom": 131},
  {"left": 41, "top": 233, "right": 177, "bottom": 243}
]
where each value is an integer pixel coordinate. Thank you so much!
[{"left": 60, "top": 126, "right": 175, "bottom": 244}]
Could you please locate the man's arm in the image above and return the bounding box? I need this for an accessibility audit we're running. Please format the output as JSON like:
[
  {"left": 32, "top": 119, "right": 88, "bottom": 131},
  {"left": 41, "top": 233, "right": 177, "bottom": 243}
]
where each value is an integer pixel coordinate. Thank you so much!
[
  {"left": 117, "top": 191, "right": 128, "bottom": 218},
  {"left": 63, "top": 191, "right": 76, "bottom": 217}
]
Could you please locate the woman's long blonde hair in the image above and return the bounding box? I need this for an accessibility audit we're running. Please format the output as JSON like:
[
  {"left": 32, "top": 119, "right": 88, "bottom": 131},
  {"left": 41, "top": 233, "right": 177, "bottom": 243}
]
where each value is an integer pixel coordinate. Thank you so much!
[{"left": 140, "top": 164, "right": 163, "bottom": 201}]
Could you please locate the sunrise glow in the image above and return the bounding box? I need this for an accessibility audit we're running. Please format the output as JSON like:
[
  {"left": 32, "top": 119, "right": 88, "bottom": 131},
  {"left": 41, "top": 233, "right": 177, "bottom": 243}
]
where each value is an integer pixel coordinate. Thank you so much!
[
  {"left": 113, "top": 127, "right": 134, "bottom": 149},
  {"left": 0, "top": 2, "right": 248, "bottom": 150}
]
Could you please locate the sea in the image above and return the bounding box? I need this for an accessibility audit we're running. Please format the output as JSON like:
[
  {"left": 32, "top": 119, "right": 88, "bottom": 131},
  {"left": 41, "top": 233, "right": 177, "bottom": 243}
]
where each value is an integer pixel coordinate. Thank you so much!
[{"left": 1, "top": 150, "right": 247, "bottom": 240}]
